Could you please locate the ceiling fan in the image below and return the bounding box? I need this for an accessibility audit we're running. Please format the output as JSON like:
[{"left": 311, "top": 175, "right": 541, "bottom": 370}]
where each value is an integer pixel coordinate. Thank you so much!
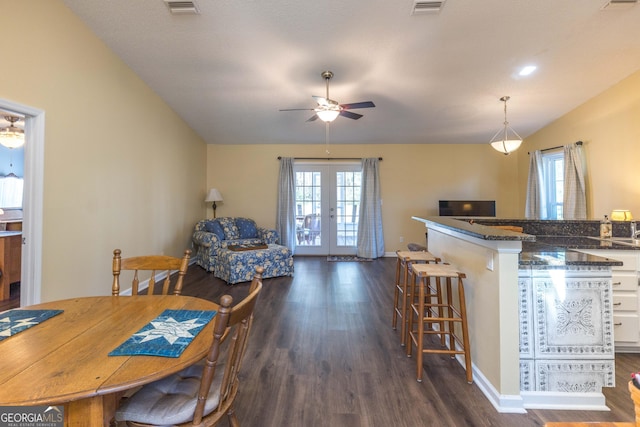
[{"left": 280, "top": 71, "right": 375, "bottom": 122}]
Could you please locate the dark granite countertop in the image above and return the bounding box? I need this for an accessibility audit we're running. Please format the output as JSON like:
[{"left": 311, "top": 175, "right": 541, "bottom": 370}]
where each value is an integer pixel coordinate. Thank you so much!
[
  {"left": 411, "top": 216, "right": 536, "bottom": 242},
  {"left": 411, "top": 216, "right": 628, "bottom": 268},
  {"left": 518, "top": 249, "right": 622, "bottom": 267},
  {"left": 533, "top": 236, "right": 639, "bottom": 250},
  {"left": 520, "top": 236, "right": 627, "bottom": 267}
]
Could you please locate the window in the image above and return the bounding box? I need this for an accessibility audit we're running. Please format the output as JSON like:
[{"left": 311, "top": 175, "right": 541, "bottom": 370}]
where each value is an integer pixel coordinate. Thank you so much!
[
  {"left": 542, "top": 150, "right": 564, "bottom": 220},
  {"left": 0, "top": 175, "right": 24, "bottom": 209}
]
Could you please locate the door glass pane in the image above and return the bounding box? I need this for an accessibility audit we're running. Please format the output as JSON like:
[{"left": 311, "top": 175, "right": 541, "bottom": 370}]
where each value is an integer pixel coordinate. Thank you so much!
[
  {"left": 335, "top": 171, "right": 361, "bottom": 247},
  {"left": 295, "top": 171, "right": 322, "bottom": 246}
]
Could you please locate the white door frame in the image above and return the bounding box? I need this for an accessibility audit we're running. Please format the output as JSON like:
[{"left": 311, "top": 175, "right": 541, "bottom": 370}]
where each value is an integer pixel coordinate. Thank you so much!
[
  {"left": 1, "top": 98, "right": 45, "bottom": 306},
  {"left": 293, "top": 162, "right": 360, "bottom": 256}
]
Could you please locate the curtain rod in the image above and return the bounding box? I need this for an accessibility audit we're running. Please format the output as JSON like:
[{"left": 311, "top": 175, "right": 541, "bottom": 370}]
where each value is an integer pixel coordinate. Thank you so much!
[
  {"left": 277, "top": 156, "right": 382, "bottom": 161},
  {"left": 528, "top": 140, "right": 582, "bottom": 155}
]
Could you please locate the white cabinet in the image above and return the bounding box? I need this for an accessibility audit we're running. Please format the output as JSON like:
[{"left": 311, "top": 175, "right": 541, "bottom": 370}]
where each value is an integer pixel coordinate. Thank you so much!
[
  {"left": 577, "top": 250, "right": 640, "bottom": 349},
  {"left": 518, "top": 267, "right": 615, "bottom": 392}
]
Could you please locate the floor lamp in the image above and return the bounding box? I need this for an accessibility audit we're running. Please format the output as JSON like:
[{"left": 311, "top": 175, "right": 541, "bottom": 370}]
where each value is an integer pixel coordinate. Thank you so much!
[{"left": 205, "top": 188, "right": 223, "bottom": 218}]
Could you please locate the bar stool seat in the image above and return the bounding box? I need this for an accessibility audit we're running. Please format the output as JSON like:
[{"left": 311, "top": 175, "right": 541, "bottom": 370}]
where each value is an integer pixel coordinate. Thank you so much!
[
  {"left": 392, "top": 250, "right": 439, "bottom": 347},
  {"left": 407, "top": 263, "right": 472, "bottom": 384}
]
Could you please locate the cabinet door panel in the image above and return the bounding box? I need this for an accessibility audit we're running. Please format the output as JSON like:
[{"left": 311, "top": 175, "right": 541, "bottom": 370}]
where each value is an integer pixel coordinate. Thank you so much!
[
  {"left": 613, "top": 314, "right": 639, "bottom": 342},
  {"left": 611, "top": 253, "right": 639, "bottom": 270},
  {"left": 611, "top": 273, "right": 638, "bottom": 291},
  {"left": 612, "top": 294, "right": 638, "bottom": 311}
]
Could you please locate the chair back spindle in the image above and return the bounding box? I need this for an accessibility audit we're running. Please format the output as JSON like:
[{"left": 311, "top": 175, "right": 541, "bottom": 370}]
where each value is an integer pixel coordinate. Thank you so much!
[
  {"left": 111, "top": 248, "right": 191, "bottom": 296},
  {"left": 114, "top": 266, "right": 263, "bottom": 427},
  {"left": 193, "top": 266, "right": 263, "bottom": 425}
]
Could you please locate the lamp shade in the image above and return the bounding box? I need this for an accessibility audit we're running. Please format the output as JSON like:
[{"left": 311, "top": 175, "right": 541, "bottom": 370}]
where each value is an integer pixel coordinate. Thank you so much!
[
  {"left": 611, "top": 210, "right": 633, "bottom": 221},
  {"left": 205, "top": 188, "right": 223, "bottom": 202}
]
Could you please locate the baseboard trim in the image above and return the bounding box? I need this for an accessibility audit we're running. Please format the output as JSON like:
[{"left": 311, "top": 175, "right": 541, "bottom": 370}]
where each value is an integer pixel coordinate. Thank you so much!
[{"left": 521, "top": 391, "right": 610, "bottom": 411}]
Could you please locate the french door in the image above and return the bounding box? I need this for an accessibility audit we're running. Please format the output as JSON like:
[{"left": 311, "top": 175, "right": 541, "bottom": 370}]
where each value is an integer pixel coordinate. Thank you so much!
[{"left": 294, "top": 163, "right": 362, "bottom": 256}]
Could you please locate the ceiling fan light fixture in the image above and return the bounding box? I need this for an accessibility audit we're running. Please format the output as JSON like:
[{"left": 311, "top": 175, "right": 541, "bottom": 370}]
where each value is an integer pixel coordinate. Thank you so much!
[
  {"left": 316, "top": 109, "right": 340, "bottom": 123},
  {"left": 489, "top": 96, "right": 522, "bottom": 155},
  {"left": 0, "top": 116, "right": 25, "bottom": 149},
  {"left": 280, "top": 71, "right": 375, "bottom": 122}
]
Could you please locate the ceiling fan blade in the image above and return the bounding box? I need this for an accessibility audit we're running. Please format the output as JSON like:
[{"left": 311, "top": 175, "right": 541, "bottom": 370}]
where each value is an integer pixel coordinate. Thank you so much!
[
  {"left": 312, "top": 96, "right": 339, "bottom": 106},
  {"left": 313, "top": 96, "right": 329, "bottom": 106},
  {"left": 340, "top": 101, "right": 376, "bottom": 110},
  {"left": 306, "top": 114, "right": 319, "bottom": 122},
  {"left": 279, "top": 108, "right": 316, "bottom": 111},
  {"left": 339, "top": 110, "right": 363, "bottom": 120}
]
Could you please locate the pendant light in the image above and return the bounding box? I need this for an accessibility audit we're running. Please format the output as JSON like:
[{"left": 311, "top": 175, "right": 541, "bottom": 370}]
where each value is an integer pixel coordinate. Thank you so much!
[
  {"left": 0, "top": 116, "right": 25, "bottom": 149},
  {"left": 489, "top": 96, "right": 522, "bottom": 155}
]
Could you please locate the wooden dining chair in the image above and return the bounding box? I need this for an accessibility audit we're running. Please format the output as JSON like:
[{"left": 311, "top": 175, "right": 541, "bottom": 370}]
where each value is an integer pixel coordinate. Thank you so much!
[
  {"left": 111, "top": 248, "right": 191, "bottom": 296},
  {"left": 114, "top": 266, "right": 264, "bottom": 426}
]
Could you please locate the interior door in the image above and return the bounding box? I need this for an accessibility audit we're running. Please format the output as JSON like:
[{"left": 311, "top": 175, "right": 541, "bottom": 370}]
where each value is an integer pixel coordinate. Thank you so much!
[{"left": 294, "top": 163, "right": 361, "bottom": 256}]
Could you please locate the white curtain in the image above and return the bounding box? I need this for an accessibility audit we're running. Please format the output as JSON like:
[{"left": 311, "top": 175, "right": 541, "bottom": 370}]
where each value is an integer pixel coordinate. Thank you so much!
[
  {"left": 0, "top": 175, "right": 24, "bottom": 208},
  {"left": 356, "top": 158, "right": 384, "bottom": 259},
  {"left": 276, "top": 157, "right": 297, "bottom": 253},
  {"left": 563, "top": 143, "right": 587, "bottom": 219},
  {"left": 525, "top": 150, "right": 545, "bottom": 219}
]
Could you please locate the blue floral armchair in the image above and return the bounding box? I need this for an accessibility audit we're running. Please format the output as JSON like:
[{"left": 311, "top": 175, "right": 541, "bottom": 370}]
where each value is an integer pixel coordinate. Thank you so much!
[{"left": 192, "top": 217, "right": 279, "bottom": 272}]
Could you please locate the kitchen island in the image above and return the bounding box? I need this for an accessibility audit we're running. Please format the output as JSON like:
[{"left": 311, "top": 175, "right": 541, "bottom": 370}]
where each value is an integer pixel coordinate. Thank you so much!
[{"left": 412, "top": 216, "right": 625, "bottom": 413}]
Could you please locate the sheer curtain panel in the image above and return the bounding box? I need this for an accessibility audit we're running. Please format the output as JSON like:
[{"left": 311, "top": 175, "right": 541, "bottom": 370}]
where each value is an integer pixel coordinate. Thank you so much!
[
  {"left": 356, "top": 158, "right": 384, "bottom": 259},
  {"left": 525, "top": 150, "right": 544, "bottom": 219},
  {"left": 276, "top": 157, "right": 297, "bottom": 253},
  {"left": 563, "top": 142, "right": 587, "bottom": 220}
]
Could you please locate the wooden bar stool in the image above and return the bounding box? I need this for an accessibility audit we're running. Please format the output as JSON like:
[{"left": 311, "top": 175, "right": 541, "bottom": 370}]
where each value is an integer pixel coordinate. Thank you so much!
[
  {"left": 392, "top": 250, "right": 439, "bottom": 347},
  {"left": 407, "top": 263, "right": 472, "bottom": 384}
]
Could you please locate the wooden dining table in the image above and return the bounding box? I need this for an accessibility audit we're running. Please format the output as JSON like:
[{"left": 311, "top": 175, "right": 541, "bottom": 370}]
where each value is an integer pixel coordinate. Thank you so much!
[{"left": 0, "top": 295, "right": 219, "bottom": 426}]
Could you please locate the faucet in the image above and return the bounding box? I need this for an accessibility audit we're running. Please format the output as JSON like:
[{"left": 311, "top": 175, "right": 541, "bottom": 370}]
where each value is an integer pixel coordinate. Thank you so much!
[{"left": 632, "top": 221, "right": 640, "bottom": 239}]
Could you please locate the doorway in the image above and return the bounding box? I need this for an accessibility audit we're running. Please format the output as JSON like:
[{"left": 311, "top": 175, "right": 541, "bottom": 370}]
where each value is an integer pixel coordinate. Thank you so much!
[
  {"left": 294, "top": 162, "right": 361, "bottom": 256},
  {"left": 0, "top": 98, "right": 45, "bottom": 307}
]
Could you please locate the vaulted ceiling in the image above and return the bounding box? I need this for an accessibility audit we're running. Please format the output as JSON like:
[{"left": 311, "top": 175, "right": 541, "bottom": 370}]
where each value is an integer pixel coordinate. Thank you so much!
[{"left": 61, "top": 0, "right": 640, "bottom": 145}]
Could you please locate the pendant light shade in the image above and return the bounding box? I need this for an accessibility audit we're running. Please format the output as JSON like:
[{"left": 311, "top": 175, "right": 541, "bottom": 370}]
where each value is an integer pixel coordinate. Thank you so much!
[
  {"left": 0, "top": 116, "right": 25, "bottom": 149},
  {"left": 489, "top": 96, "right": 522, "bottom": 155}
]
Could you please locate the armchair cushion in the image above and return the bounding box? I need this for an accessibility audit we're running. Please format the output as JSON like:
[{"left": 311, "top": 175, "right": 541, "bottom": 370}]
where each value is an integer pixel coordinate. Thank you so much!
[
  {"left": 217, "top": 217, "right": 239, "bottom": 240},
  {"left": 203, "top": 220, "right": 225, "bottom": 240},
  {"left": 236, "top": 217, "right": 258, "bottom": 239}
]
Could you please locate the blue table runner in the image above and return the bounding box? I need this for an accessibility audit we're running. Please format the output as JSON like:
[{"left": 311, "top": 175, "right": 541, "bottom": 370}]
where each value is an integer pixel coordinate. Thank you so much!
[
  {"left": 0, "top": 309, "right": 64, "bottom": 341},
  {"left": 109, "top": 309, "right": 217, "bottom": 358}
]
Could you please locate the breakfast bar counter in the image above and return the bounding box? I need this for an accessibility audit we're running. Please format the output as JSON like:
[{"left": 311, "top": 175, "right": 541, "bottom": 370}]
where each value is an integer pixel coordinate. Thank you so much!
[{"left": 412, "top": 216, "right": 623, "bottom": 413}]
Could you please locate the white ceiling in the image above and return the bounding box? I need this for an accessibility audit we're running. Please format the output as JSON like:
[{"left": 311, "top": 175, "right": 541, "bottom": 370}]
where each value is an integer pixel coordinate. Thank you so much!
[{"left": 60, "top": 0, "right": 640, "bottom": 146}]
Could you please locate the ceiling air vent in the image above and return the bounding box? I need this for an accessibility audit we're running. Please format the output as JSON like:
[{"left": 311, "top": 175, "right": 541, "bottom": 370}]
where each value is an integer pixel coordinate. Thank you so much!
[
  {"left": 164, "top": 0, "right": 200, "bottom": 14},
  {"left": 411, "top": 0, "right": 446, "bottom": 14},
  {"left": 601, "top": 0, "right": 637, "bottom": 9}
]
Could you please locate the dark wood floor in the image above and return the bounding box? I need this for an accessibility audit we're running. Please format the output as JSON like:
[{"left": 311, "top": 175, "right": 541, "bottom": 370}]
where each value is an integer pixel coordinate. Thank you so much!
[
  {"left": 179, "top": 256, "right": 640, "bottom": 427},
  {"left": 5, "top": 257, "right": 637, "bottom": 425}
]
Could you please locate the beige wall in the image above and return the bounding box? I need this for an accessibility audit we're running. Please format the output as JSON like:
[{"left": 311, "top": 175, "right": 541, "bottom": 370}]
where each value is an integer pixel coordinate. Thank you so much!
[
  {"left": 207, "top": 143, "right": 520, "bottom": 252},
  {"left": 1, "top": 1, "right": 207, "bottom": 301},
  {"left": 4, "top": 0, "right": 637, "bottom": 303},
  {"left": 517, "top": 69, "right": 640, "bottom": 219}
]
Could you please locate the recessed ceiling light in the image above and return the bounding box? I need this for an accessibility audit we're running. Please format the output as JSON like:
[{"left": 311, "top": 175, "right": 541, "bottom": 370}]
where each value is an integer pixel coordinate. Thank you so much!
[{"left": 519, "top": 65, "right": 537, "bottom": 76}]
